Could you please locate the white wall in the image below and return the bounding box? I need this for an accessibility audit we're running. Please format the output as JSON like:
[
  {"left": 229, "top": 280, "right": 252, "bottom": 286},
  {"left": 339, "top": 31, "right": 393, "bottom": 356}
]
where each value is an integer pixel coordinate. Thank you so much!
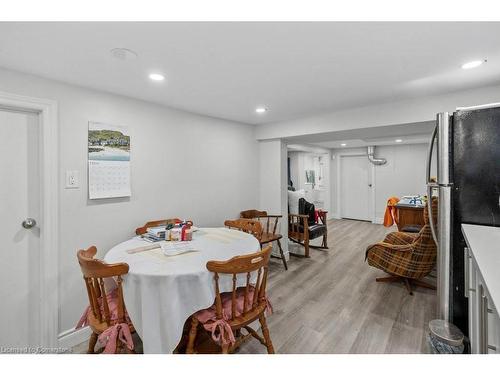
[
  {"left": 288, "top": 151, "right": 299, "bottom": 189},
  {"left": 0, "top": 68, "right": 259, "bottom": 340},
  {"left": 258, "top": 140, "right": 289, "bottom": 257},
  {"left": 373, "top": 144, "right": 433, "bottom": 221},
  {"left": 331, "top": 143, "right": 436, "bottom": 223},
  {"left": 288, "top": 151, "right": 304, "bottom": 190},
  {"left": 256, "top": 83, "right": 500, "bottom": 140}
]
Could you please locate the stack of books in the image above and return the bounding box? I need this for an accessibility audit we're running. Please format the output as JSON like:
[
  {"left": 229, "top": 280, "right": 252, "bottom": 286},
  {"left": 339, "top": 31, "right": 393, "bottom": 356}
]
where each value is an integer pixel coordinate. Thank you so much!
[
  {"left": 141, "top": 226, "right": 167, "bottom": 242},
  {"left": 397, "top": 195, "right": 425, "bottom": 207}
]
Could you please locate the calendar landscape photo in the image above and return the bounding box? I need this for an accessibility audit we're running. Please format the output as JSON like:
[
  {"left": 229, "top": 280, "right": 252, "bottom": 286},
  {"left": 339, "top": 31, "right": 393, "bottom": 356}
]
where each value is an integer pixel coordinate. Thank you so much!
[{"left": 88, "top": 122, "right": 130, "bottom": 161}]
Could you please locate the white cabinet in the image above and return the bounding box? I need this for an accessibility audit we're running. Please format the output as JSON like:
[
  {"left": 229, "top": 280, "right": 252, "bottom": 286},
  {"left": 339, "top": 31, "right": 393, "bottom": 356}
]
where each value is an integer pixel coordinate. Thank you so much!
[
  {"left": 466, "top": 246, "right": 480, "bottom": 353},
  {"left": 483, "top": 285, "right": 500, "bottom": 353},
  {"left": 464, "top": 242, "right": 500, "bottom": 354}
]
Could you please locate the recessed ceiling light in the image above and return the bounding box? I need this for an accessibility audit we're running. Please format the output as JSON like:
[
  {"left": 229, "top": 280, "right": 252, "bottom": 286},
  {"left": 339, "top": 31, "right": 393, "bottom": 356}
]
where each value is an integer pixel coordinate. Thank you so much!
[
  {"left": 149, "top": 73, "right": 165, "bottom": 81},
  {"left": 340, "top": 143, "right": 347, "bottom": 147},
  {"left": 255, "top": 107, "right": 267, "bottom": 114},
  {"left": 461, "top": 60, "right": 486, "bottom": 70},
  {"left": 110, "top": 48, "right": 138, "bottom": 61},
  {"left": 395, "top": 139, "right": 403, "bottom": 143}
]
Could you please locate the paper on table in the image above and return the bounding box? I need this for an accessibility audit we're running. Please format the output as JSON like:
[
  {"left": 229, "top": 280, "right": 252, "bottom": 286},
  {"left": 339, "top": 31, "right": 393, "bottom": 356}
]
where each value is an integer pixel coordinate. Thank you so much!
[
  {"left": 160, "top": 241, "right": 198, "bottom": 256},
  {"left": 126, "top": 243, "right": 162, "bottom": 254}
]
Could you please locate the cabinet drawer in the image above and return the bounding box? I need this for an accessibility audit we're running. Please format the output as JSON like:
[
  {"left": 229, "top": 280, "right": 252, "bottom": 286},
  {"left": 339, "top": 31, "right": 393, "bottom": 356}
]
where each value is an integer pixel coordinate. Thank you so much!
[
  {"left": 485, "top": 291, "right": 500, "bottom": 353},
  {"left": 487, "top": 314, "right": 499, "bottom": 353},
  {"left": 479, "top": 283, "right": 500, "bottom": 354}
]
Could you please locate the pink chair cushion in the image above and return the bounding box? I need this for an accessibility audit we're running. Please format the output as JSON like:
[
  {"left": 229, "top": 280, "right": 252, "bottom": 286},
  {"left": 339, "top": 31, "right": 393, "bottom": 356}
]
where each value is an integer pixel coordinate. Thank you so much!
[
  {"left": 76, "top": 288, "right": 135, "bottom": 354},
  {"left": 194, "top": 286, "right": 272, "bottom": 346},
  {"left": 76, "top": 288, "right": 132, "bottom": 329}
]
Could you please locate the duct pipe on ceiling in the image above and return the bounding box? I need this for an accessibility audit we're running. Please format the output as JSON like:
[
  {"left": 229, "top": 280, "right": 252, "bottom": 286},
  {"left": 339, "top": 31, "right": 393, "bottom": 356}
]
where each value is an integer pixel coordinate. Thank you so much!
[{"left": 367, "top": 146, "right": 387, "bottom": 165}]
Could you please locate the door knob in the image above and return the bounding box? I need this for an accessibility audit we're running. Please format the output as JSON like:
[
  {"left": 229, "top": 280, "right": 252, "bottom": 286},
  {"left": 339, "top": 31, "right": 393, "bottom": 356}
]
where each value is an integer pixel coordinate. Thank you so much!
[{"left": 22, "top": 218, "right": 37, "bottom": 229}]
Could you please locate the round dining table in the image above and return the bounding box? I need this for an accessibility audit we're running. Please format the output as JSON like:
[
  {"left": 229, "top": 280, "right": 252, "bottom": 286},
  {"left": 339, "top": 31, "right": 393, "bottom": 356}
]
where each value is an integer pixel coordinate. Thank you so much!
[{"left": 104, "top": 227, "right": 260, "bottom": 354}]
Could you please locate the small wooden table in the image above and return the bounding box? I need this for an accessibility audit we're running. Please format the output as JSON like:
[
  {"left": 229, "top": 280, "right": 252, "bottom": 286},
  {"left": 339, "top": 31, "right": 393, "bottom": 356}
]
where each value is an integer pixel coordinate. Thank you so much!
[{"left": 395, "top": 204, "right": 425, "bottom": 232}]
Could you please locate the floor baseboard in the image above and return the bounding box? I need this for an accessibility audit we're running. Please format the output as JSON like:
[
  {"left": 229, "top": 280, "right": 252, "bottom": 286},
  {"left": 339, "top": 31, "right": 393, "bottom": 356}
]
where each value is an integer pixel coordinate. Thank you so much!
[{"left": 58, "top": 326, "right": 90, "bottom": 349}]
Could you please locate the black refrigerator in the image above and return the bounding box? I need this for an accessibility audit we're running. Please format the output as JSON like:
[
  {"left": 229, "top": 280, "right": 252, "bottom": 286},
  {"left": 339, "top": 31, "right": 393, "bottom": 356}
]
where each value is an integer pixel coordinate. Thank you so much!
[{"left": 426, "top": 103, "right": 500, "bottom": 337}]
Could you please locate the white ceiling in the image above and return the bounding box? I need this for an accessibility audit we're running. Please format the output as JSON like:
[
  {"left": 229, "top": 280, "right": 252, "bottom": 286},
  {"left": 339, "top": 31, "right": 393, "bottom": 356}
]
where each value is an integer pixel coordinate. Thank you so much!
[
  {"left": 0, "top": 22, "right": 499, "bottom": 125},
  {"left": 285, "top": 121, "right": 435, "bottom": 149}
]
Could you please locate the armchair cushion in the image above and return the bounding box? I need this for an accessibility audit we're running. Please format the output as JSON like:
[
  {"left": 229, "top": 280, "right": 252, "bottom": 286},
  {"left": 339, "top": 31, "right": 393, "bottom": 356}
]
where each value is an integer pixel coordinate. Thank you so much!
[
  {"left": 298, "top": 197, "right": 316, "bottom": 226},
  {"left": 401, "top": 224, "right": 422, "bottom": 233},
  {"left": 308, "top": 224, "right": 328, "bottom": 239},
  {"left": 365, "top": 242, "right": 415, "bottom": 278},
  {"left": 288, "top": 189, "right": 305, "bottom": 215},
  {"left": 292, "top": 224, "right": 327, "bottom": 239}
]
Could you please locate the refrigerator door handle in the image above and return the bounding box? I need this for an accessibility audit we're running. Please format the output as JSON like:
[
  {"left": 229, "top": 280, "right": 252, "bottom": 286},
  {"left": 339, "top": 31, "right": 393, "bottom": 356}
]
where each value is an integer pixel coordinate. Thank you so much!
[
  {"left": 426, "top": 124, "right": 438, "bottom": 184},
  {"left": 427, "top": 185, "right": 439, "bottom": 245}
]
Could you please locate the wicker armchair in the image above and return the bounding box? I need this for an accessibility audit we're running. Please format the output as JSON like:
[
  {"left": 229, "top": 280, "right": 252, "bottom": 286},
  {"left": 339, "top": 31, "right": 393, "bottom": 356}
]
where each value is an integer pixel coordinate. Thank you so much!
[{"left": 365, "top": 197, "right": 437, "bottom": 295}]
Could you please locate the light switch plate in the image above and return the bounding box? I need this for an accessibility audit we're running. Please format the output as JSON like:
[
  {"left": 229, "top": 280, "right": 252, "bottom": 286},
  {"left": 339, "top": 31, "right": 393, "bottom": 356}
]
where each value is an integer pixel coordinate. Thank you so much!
[{"left": 65, "top": 170, "right": 79, "bottom": 189}]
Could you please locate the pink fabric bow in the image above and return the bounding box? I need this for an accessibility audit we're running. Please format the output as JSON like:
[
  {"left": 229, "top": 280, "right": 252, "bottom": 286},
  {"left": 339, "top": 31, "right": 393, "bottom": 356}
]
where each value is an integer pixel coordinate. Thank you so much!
[
  {"left": 194, "top": 286, "right": 273, "bottom": 347},
  {"left": 204, "top": 319, "right": 236, "bottom": 346},
  {"left": 98, "top": 323, "right": 134, "bottom": 354}
]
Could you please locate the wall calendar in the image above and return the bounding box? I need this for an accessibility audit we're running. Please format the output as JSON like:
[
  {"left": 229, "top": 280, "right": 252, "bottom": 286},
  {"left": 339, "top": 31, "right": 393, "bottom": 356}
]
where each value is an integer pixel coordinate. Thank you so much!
[{"left": 88, "top": 121, "right": 131, "bottom": 199}]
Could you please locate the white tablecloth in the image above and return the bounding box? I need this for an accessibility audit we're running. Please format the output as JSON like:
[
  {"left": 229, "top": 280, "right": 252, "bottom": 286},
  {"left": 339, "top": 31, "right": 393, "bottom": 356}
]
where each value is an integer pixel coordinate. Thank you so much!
[{"left": 104, "top": 227, "right": 260, "bottom": 354}]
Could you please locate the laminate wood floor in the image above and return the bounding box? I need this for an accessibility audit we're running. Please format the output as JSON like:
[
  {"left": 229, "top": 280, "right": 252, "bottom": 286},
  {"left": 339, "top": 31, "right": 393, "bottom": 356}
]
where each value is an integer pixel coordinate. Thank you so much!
[
  {"left": 73, "top": 219, "right": 436, "bottom": 354},
  {"left": 238, "top": 219, "right": 436, "bottom": 354}
]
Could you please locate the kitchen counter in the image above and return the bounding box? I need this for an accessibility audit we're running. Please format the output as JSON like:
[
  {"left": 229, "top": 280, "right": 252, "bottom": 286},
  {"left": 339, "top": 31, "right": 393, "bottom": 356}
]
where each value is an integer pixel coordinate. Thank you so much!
[{"left": 462, "top": 224, "right": 500, "bottom": 312}]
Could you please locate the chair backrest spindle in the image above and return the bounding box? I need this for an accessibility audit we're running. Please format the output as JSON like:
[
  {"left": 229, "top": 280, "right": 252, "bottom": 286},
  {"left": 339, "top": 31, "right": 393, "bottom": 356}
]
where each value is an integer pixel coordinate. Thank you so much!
[
  {"left": 213, "top": 272, "right": 223, "bottom": 320},
  {"left": 99, "top": 278, "right": 111, "bottom": 324},
  {"left": 244, "top": 272, "right": 251, "bottom": 313},
  {"left": 231, "top": 274, "right": 237, "bottom": 320},
  {"left": 116, "top": 275, "right": 125, "bottom": 322}
]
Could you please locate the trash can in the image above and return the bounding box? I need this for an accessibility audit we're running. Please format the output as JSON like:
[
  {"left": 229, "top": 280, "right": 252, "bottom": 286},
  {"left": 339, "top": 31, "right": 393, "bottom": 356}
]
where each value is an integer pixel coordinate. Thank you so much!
[{"left": 428, "top": 319, "right": 465, "bottom": 354}]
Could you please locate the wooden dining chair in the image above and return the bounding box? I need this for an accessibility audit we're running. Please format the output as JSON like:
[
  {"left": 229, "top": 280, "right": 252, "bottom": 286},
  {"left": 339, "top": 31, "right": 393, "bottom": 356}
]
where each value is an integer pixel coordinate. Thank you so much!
[
  {"left": 76, "top": 246, "right": 135, "bottom": 354},
  {"left": 224, "top": 218, "right": 263, "bottom": 240},
  {"left": 186, "top": 245, "right": 275, "bottom": 354},
  {"left": 240, "top": 209, "right": 287, "bottom": 270},
  {"left": 135, "top": 218, "right": 181, "bottom": 235}
]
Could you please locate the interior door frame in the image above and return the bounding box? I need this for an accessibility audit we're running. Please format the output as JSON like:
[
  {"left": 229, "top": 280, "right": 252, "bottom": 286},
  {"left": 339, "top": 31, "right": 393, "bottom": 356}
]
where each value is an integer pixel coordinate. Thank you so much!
[
  {"left": 0, "top": 90, "right": 59, "bottom": 347},
  {"left": 336, "top": 151, "right": 376, "bottom": 222}
]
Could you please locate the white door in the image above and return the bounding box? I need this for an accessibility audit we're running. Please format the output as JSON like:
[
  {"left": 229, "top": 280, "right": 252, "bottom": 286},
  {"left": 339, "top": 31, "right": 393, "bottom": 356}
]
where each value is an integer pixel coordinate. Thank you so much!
[
  {"left": 340, "top": 155, "right": 371, "bottom": 221},
  {"left": 0, "top": 109, "right": 41, "bottom": 348}
]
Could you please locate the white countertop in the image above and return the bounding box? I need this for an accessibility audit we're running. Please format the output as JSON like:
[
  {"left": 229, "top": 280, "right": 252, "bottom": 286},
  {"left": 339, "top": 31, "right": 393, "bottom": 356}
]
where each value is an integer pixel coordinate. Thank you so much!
[{"left": 462, "top": 224, "right": 500, "bottom": 311}]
